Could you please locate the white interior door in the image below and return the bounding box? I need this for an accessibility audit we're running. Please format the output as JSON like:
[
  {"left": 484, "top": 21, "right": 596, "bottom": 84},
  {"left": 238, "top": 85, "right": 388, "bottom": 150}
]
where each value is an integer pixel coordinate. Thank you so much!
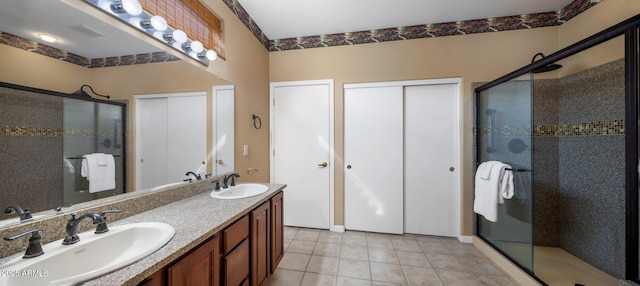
[
  {"left": 214, "top": 85, "right": 235, "bottom": 175},
  {"left": 271, "top": 80, "right": 334, "bottom": 230},
  {"left": 136, "top": 97, "right": 168, "bottom": 190},
  {"left": 404, "top": 83, "right": 459, "bottom": 237},
  {"left": 344, "top": 85, "right": 404, "bottom": 234}
]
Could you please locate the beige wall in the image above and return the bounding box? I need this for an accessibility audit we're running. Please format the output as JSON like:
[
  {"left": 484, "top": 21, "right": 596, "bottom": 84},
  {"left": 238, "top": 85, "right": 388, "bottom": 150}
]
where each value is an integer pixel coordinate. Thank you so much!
[{"left": 268, "top": 0, "right": 640, "bottom": 235}]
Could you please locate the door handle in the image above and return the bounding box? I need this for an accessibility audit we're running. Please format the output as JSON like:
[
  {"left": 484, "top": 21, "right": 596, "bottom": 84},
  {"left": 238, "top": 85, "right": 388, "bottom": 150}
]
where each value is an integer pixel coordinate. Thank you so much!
[
  {"left": 217, "top": 159, "right": 224, "bottom": 165},
  {"left": 318, "top": 162, "right": 328, "bottom": 168}
]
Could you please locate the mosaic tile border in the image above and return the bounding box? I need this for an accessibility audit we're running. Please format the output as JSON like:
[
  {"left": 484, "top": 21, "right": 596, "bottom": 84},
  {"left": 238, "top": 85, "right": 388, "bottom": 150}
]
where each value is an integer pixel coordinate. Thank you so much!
[
  {"left": 475, "top": 119, "right": 625, "bottom": 137},
  {"left": 0, "top": 125, "right": 126, "bottom": 138},
  {"left": 0, "top": 125, "right": 63, "bottom": 137},
  {"left": 223, "top": 0, "right": 601, "bottom": 52},
  {"left": 0, "top": 32, "right": 180, "bottom": 69}
]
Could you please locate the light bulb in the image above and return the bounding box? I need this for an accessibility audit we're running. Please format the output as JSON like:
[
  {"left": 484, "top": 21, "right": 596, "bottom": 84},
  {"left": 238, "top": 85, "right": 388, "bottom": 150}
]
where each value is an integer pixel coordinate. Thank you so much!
[
  {"left": 141, "top": 15, "right": 168, "bottom": 31},
  {"left": 205, "top": 50, "right": 217, "bottom": 61},
  {"left": 172, "top": 30, "right": 187, "bottom": 44},
  {"left": 190, "top": 41, "right": 204, "bottom": 53},
  {"left": 149, "top": 16, "right": 168, "bottom": 31},
  {"left": 110, "top": 0, "right": 142, "bottom": 16},
  {"left": 122, "top": 0, "right": 142, "bottom": 16}
]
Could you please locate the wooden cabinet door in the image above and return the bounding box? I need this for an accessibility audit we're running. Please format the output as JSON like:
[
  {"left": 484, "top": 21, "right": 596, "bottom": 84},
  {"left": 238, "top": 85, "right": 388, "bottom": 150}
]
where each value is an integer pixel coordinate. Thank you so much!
[
  {"left": 270, "top": 191, "right": 284, "bottom": 273},
  {"left": 168, "top": 235, "right": 221, "bottom": 286},
  {"left": 224, "top": 239, "right": 249, "bottom": 286},
  {"left": 250, "top": 201, "right": 270, "bottom": 286}
]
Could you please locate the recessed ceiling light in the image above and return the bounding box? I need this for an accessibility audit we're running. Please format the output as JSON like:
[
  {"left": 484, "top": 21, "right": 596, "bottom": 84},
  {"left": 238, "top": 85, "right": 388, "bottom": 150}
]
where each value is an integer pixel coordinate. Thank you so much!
[{"left": 37, "top": 33, "right": 59, "bottom": 43}]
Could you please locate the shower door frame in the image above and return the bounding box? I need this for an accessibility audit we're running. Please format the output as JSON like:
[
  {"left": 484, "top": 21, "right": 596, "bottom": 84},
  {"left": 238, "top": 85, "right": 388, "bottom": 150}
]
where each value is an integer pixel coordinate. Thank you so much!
[{"left": 474, "top": 14, "right": 640, "bottom": 282}]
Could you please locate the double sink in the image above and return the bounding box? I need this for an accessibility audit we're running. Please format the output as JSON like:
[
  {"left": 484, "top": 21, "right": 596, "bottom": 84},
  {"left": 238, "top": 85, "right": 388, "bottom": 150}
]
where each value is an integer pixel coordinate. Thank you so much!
[{"left": 0, "top": 183, "right": 268, "bottom": 286}]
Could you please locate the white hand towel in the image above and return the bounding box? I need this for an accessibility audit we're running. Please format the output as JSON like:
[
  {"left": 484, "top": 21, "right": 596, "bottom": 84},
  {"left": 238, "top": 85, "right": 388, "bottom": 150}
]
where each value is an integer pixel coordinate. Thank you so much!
[
  {"left": 499, "top": 169, "right": 514, "bottom": 204},
  {"left": 474, "top": 162, "right": 510, "bottom": 222},
  {"left": 476, "top": 161, "right": 496, "bottom": 180},
  {"left": 95, "top": 153, "right": 108, "bottom": 166},
  {"left": 81, "top": 153, "right": 116, "bottom": 193}
]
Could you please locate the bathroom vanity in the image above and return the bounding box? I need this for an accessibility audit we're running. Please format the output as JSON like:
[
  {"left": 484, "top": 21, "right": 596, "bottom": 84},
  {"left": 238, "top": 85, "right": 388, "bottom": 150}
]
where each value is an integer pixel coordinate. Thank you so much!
[
  {"left": 0, "top": 179, "right": 285, "bottom": 286},
  {"left": 138, "top": 189, "right": 284, "bottom": 286}
]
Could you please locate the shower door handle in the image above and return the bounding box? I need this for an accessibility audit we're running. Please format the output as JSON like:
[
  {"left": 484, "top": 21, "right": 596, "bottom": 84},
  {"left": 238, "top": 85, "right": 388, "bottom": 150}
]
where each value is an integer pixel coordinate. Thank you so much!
[{"left": 487, "top": 109, "right": 497, "bottom": 153}]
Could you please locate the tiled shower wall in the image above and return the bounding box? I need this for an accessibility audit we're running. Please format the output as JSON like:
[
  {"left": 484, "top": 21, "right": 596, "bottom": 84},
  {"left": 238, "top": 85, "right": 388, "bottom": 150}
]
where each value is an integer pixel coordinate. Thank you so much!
[
  {"left": 533, "top": 58, "right": 626, "bottom": 278},
  {"left": 0, "top": 86, "right": 64, "bottom": 215}
]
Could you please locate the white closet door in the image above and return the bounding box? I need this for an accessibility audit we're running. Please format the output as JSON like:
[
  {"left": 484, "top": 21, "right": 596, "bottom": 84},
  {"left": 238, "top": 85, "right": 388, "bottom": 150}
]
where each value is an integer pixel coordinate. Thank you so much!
[
  {"left": 344, "top": 86, "right": 404, "bottom": 234},
  {"left": 136, "top": 93, "right": 207, "bottom": 190},
  {"left": 214, "top": 86, "right": 235, "bottom": 175},
  {"left": 136, "top": 97, "right": 168, "bottom": 190},
  {"left": 167, "top": 95, "right": 207, "bottom": 183},
  {"left": 404, "top": 84, "right": 458, "bottom": 237}
]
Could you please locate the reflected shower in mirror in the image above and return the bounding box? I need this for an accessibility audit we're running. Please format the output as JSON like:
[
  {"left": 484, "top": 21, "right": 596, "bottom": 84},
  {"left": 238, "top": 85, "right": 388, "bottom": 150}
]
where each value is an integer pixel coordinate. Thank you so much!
[{"left": 0, "top": 0, "right": 234, "bottom": 229}]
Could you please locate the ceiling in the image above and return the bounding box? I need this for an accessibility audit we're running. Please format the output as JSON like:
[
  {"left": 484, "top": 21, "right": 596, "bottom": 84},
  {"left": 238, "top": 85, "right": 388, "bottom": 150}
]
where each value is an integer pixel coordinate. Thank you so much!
[
  {"left": 236, "top": 0, "right": 575, "bottom": 40},
  {"left": 0, "top": 0, "right": 161, "bottom": 59}
]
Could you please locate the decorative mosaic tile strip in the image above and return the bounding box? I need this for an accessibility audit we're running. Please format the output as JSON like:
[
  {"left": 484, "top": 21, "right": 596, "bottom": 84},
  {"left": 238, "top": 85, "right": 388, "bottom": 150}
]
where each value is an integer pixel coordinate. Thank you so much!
[
  {"left": 0, "top": 125, "right": 125, "bottom": 138},
  {"left": 0, "top": 32, "right": 91, "bottom": 67},
  {"left": 477, "top": 119, "right": 625, "bottom": 137},
  {"left": 63, "top": 129, "right": 118, "bottom": 138},
  {"left": 0, "top": 32, "right": 180, "bottom": 69},
  {"left": 89, "top": 52, "right": 180, "bottom": 68},
  {"left": 0, "top": 125, "right": 63, "bottom": 137},
  {"left": 223, "top": 0, "right": 600, "bottom": 52}
]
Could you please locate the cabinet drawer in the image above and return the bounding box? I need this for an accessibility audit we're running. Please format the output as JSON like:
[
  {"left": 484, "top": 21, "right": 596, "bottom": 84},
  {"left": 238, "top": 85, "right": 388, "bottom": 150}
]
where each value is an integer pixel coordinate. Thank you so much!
[
  {"left": 225, "top": 239, "right": 249, "bottom": 286},
  {"left": 224, "top": 215, "right": 249, "bottom": 253}
]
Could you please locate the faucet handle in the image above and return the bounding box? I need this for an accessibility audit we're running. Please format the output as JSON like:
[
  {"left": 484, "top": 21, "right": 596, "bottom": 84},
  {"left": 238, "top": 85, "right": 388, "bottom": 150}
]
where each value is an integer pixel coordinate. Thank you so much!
[
  {"left": 211, "top": 179, "right": 221, "bottom": 191},
  {"left": 96, "top": 209, "right": 122, "bottom": 234},
  {"left": 4, "top": 229, "right": 44, "bottom": 258}
]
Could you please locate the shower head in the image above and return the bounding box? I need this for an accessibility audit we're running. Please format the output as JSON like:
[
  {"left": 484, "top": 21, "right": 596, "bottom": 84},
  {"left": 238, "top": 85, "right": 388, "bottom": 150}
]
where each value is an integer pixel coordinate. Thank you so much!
[{"left": 531, "top": 52, "right": 562, "bottom": 73}]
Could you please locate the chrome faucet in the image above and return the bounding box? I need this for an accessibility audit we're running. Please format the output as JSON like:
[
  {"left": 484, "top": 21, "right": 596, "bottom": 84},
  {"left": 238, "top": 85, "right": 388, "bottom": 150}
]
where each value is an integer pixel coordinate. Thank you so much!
[
  {"left": 223, "top": 172, "right": 240, "bottom": 188},
  {"left": 63, "top": 212, "right": 105, "bottom": 245},
  {"left": 3, "top": 229, "right": 43, "bottom": 258},
  {"left": 185, "top": 171, "right": 202, "bottom": 181},
  {"left": 4, "top": 205, "right": 33, "bottom": 222}
]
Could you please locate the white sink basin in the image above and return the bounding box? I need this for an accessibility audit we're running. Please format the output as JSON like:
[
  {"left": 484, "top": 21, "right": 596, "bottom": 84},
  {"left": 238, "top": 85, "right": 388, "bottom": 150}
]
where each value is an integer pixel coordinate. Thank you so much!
[
  {"left": 210, "top": 183, "right": 269, "bottom": 199},
  {"left": 0, "top": 222, "right": 174, "bottom": 286}
]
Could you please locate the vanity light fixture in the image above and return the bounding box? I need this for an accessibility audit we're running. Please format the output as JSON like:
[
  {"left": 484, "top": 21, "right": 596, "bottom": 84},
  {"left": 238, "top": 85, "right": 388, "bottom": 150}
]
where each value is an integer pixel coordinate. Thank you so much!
[
  {"left": 36, "top": 33, "right": 59, "bottom": 43},
  {"left": 85, "top": 0, "right": 216, "bottom": 64},
  {"left": 110, "top": 0, "right": 143, "bottom": 16},
  {"left": 139, "top": 15, "right": 168, "bottom": 31}
]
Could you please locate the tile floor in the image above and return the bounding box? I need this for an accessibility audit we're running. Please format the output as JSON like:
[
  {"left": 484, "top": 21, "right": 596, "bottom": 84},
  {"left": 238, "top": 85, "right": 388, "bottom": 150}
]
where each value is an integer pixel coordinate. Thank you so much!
[{"left": 270, "top": 227, "right": 519, "bottom": 286}]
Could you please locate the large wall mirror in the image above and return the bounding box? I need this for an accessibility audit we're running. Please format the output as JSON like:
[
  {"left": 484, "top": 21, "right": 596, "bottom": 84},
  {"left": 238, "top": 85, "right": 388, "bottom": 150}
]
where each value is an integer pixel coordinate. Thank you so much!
[{"left": 0, "top": 0, "right": 233, "bottom": 228}]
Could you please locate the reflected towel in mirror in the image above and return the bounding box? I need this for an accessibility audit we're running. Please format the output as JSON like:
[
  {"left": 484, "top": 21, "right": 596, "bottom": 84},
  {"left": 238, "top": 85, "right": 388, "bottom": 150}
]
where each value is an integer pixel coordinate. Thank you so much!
[{"left": 81, "top": 153, "right": 115, "bottom": 193}]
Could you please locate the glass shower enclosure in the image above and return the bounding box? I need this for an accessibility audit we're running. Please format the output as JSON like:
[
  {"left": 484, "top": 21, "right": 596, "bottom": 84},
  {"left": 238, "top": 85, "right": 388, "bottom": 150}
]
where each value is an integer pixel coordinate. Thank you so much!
[
  {"left": 475, "top": 13, "right": 640, "bottom": 284},
  {"left": 476, "top": 75, "right": 534, "bottom": 272}
]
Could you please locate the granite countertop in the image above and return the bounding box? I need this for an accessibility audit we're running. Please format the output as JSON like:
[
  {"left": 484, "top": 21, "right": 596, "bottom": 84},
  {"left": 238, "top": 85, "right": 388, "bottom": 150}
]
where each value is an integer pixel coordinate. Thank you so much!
[{"left": 0, "top": 183, "right": 285, "bottom": 286}]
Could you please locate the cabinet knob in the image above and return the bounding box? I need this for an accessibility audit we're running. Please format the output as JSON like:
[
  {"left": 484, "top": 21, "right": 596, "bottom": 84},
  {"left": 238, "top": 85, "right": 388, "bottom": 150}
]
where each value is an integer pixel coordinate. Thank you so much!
[
  {"left": 449, "top": 167, "right": 455, "bottom": 172},
  {"left": 318, "top": 162, "right": 328, "bottom": 168},
  {"left": 346, "top": 165, "right": 352, "bottom": 169},
  {"left": 217, "top": 159, "right": 224, "bottom": 165}
]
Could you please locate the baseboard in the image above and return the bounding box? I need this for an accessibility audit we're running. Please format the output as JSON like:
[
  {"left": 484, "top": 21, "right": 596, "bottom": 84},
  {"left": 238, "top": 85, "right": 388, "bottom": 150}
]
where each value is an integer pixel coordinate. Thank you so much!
[
  {"left": 458, "top": 235, "right": 473, "bottom": 244},
  {"left": 472, "top": 236, "right": 542, "bottom": 286},
  {"left": 331, "top": 225, "right": 345, "bottom": 232}
]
